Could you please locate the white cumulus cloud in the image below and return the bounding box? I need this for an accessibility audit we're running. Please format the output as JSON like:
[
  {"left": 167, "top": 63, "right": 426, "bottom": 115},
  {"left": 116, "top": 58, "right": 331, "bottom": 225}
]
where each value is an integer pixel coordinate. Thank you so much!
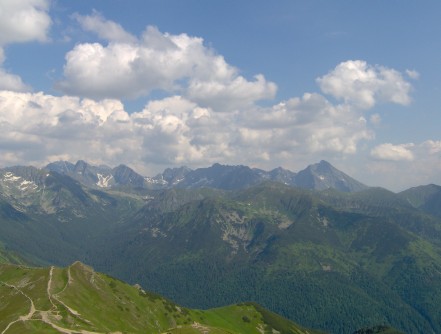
[
  {"left": 57, "top": 17, "right": 276, "bottom": 111},
  {"left": 0, "top": 0, "right": 51, "bottom": 92},
  {"left": 370, "top": 143, "right": 415, "bottom": 161},
  {"left": 187, "top": 74, "right": 277, "bottom": 112},
  {"left": 0, "top": 90, "right": 134, "bottom": 166},
  {"left": 0, "top": 68, "right": 30, "bottom": 92},
  {"left": 74, "top": 12, "right": 137, "bottom": 44},
  {"left": 0, "top": 0, "right": 51, "bottom": 45},
  {"left": 240, "top": 93, "right": 372, "bottom": 156},
  {"left": 317, "top": 60, "right": 413, "bottom": 109}
]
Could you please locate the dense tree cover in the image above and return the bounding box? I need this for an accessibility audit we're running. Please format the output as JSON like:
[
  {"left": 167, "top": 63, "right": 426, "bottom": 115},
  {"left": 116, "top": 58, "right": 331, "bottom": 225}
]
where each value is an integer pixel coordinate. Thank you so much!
[
  {"left": 98, "top": 258, "right": 432, "bottom": 333},
  {"left": 352, "top": 325, "right": 404, "bottom": 334}
]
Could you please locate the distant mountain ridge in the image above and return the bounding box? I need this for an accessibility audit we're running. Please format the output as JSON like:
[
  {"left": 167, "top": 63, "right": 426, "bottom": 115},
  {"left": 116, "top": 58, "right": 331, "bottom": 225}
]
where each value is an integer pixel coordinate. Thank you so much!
[
  {"left": 399, "top": 183, "right": 441, "bottom": 218},
  {"left": 43, "top": 159, "right": 369, "bottom": 192},
  {"left": 45, "top": 160, "right": 146, "bottom": 189}
]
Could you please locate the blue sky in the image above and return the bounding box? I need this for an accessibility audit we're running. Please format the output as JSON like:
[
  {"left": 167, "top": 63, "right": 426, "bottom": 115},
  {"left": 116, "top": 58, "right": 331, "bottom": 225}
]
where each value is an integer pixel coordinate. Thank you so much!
[{"left": 0, "top": 0, "right": 440, "bottom": 191}]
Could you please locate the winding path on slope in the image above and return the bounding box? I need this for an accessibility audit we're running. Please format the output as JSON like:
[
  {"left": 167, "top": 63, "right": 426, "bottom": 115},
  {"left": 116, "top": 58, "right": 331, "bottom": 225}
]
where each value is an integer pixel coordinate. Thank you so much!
[
  {"left": 1, "top": 266, "right": 103, "bottom": 334},
  {"left": 50, "top": 266, "right": 82, "bottom": 317},
  {"left": 0, "top": 280, "right": 36, "bottom": 334}
]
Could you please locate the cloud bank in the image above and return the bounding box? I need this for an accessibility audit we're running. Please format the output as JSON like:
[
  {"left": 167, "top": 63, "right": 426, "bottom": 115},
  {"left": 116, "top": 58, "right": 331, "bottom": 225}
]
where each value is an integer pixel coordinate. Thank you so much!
[
  {"left": 1, "top": 8, "right": 440, "bottom": 190},
  {"left": 0, "top": 54, "right": 413, "bottom": 176}
]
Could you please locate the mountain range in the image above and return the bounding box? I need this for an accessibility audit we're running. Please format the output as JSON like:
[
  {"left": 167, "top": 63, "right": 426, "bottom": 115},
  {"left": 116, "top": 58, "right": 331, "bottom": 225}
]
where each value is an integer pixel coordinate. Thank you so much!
[
  {"left": 45, "top": 159, "right": 369, "bottom": 192},
  {"left": 1, "top": 159, "right": 440, "bottom": 333}
]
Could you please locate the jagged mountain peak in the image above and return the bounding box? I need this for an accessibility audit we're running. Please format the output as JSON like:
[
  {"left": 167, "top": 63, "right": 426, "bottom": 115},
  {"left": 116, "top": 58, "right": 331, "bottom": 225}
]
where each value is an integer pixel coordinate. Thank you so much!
[
  {"left": 112, "top": 164, "right": 136, "bottom": 175},
  {"left": 308, "top": 160, "right": 335, "bottom": 172},
  {"left": 0, "top": 165, "right": 47, "bottom": 196},
  {"left": 74, "top": 160, "right": 112, "bottom": 173},
  {"left": 161, "top": 166, "right": 192, "bottom": 184},
  {"left": 178, "top": 163, "right": 265, "bottom": 190},
  {"left": 112, "top": 164, "right": 146, "bottom": 187},
  {"left": 45, "top": 160, "right": 114, "bottom": 188},
  {"left": 295, "top": 160, "right": 368, "bottom": 192},
  {"left": 45, "top": 160, "right": 75, "bottom": 174},
  {"left": 46, "top": 161, "right": 147, "bottom": 189},
  {"left": 268, "top": 166, "right": 297, "bottom": 184}
]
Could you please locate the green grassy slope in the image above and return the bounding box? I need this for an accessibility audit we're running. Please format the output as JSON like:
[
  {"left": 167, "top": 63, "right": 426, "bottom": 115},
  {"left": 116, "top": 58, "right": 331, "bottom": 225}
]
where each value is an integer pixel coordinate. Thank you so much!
[{"left": 0, "top": 262, "right": 323, "bottom": 334}]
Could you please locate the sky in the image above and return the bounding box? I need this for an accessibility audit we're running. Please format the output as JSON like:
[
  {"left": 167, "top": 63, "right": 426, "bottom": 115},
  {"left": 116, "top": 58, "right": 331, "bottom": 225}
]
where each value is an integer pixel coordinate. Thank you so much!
[{"left": 0, "top": 0, "right": 440, "bottom": 191}]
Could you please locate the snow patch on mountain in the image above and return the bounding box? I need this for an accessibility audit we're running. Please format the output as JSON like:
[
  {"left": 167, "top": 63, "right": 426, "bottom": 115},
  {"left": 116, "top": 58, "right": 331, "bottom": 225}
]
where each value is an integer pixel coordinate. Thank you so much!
[
  {"left": 3, "top": 172, "right": 38, "bottom": 191},
  {"left": 144, "top": 176, "right": 168, "bottom": 185},
  {"left": 96, "top": 173, "right": 114, "bottom": 188},
  {"left": 4, "top": 172, "right": 21, "bottom": 182},
  {"left": 20, "top": 180, "right": 38, "bottom": 191}
]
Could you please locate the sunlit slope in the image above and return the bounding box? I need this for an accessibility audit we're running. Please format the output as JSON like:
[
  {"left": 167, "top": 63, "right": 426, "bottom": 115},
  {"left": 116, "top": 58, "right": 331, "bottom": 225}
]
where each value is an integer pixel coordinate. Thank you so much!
[{"left": 0, "top": 262, "right": 322, "bottom": 334}]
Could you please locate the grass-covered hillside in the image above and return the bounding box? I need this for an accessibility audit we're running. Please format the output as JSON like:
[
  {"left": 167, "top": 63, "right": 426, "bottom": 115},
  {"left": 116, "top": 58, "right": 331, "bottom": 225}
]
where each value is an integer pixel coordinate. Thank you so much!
[{"left": 0, "top": 262, "right": 323, "bottom": 334}]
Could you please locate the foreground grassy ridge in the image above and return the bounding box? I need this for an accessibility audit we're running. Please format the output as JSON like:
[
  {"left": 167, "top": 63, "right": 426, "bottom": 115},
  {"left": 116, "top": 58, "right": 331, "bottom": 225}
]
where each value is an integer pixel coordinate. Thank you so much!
[{"left": 0, "top": 262, "right": 322, "bottom": 334}]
